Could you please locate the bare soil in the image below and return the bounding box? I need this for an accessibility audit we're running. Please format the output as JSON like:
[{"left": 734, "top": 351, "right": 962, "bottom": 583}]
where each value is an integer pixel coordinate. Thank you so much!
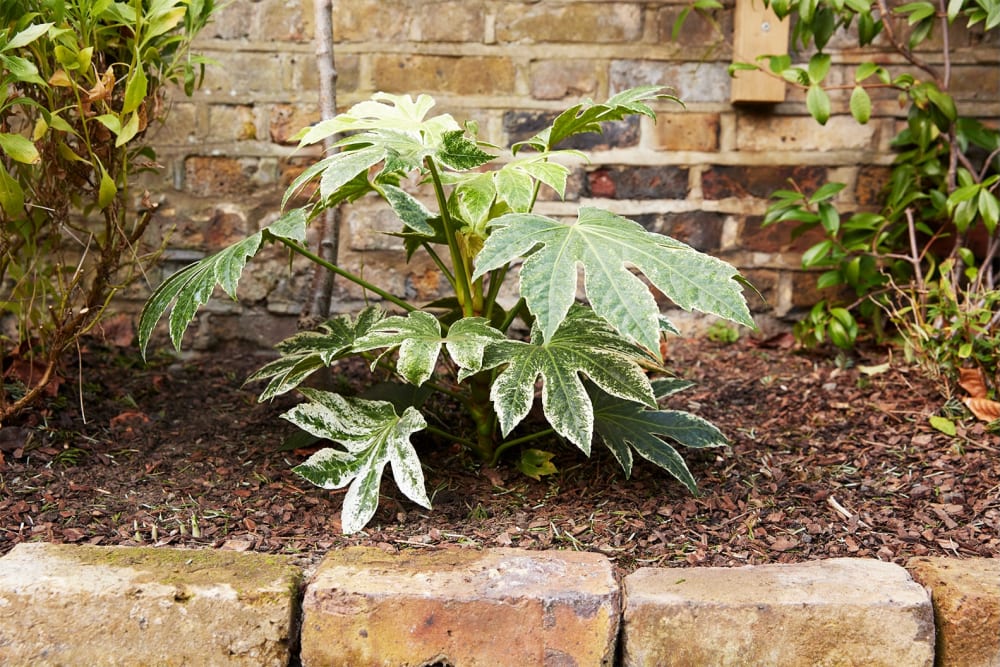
[{"left": 2, "top": 333, "right": 998, "bottom": 573}]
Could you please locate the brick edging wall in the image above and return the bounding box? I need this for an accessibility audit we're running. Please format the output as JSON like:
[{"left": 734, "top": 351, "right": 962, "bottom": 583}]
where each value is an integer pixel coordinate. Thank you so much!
[{"left": 1, "top": 543, "right": 997, "bottom": 665}]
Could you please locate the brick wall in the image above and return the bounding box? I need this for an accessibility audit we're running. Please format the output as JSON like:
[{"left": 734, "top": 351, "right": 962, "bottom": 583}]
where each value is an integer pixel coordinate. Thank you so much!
[{"left": 134, "top": 0, "right": 1000, "bottom": 348}]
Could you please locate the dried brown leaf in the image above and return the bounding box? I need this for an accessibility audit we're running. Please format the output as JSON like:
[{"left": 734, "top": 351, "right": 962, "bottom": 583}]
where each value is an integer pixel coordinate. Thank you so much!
[
  {"left": 959, "top": 368, "right": 989, "bottom": 399},
  {"left": 963, "top": 397, "right": 1000, "bottom": 422}
]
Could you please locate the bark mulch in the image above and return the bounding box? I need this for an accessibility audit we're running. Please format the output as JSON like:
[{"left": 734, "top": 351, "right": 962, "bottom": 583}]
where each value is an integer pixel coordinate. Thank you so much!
[{"left": 1, "top": 333, "right": 997, "bottom": 574}]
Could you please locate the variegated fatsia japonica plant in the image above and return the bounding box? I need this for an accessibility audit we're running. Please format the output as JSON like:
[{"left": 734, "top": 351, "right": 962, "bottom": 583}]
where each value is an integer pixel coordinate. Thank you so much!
[{"left": 140, "top": 86, "right": 754, "bottom": 533}]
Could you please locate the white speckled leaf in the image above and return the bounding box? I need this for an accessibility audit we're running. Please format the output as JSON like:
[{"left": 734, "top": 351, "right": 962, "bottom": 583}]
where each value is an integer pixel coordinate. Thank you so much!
[
  {"left": 285, "top": 390, "right": 429, "bottom": 534},
  {"left": 354, "top": 313, "right": 503, "bottom": 385},
  {"left": 473, "top": 207, "right": 753, "bottom": 354},
  {"left": 480, "top": 307, "right": 654, "bottom": 453}
]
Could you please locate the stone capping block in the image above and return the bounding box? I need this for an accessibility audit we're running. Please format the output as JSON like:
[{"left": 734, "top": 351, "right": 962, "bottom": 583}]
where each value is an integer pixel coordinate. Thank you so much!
[
  {"left": 0, "top": 542, "right": 301, "bottom": 666},
  {"left": 907, "top": 556, "right": 1000, "bottom": 667},
  {"left": 622, "top": 557, "right": 935, "bottom": 667},
  {"left": 299, "top": 546, "right": 620, "bottom": 666}
]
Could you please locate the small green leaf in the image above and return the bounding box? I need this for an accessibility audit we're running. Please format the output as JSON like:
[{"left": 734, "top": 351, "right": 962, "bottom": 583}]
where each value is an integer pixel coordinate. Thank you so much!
[
  {"left": 0, "top": 54, "right": 46, "bottom": 86},
  {"left": 519, "top": 86, "right": 672, "bottom": 152},
  {"left": 592, "top": 387, "right": 727, "bottom": 492},
  {"left": 808, "top": 182, "right": 846, "bottom": 204},
  {"left": 806, "top": 85, "right": 831, "bottom": 125},
  {"left": 979, "top": 190, "right": 999, "bottom": 232},
  {"left": 122, "top": 68, "right": 148, "bottom": 115},
  {"left": 450, "top": 172, "right": 496, "bottom": 227},
  {"left": 801, "top": 239, "right": 834, "bottom": 267},
  {"left": 807, "top": 53, "right": 832, "bottom": 84},
  {"left": 895, "top": 1, "right": 937, "bottom": 23},
  {"left": 3, "top": 22, "right": 52, "bottom": 51},
  {"left": 850, "top": 86, "right": 872, "bottom": 124},
  {"left": 319, "top": 146, "right": 384, "bottom": 200},
  {"left": 115, "top": 112, "right": 140, "bottom": 147},
  {"left": 516, "top": 449, "right": 558, "bottom": 481},
  {"left": 494, "top": 165, "right": 535, "bottom": 212},
  {"left": 929, "top": 415, "right": 957, "bottom": 436},
  {"left": 354, "top": 313, "right": 503, "bottom": 385},
  {"left": 926, "top": 86, "right": 957, "bottom": 122},
  {"left": 247, "top": 308, "right": 384, "bottom": 400},
  {"left": 0, "top": 163, "right": 25, "bottom": 217},
  {"left": 855, "top": 63, "right": 881, "bottom": 83},
  {"left": 381, "top": 184, "right": 435, "bottom": 235},
  {"left": 818, "top": 202, "right": 840, "bottom": 234},
  {"left": 97, "top": 162, "right": 116, "bottom": 208},
  {"left": 0, "top": 133, "right": 39, "bottom": 164},
  {"left": 436, "top": 130, "right": 494, "bottom": 171}
]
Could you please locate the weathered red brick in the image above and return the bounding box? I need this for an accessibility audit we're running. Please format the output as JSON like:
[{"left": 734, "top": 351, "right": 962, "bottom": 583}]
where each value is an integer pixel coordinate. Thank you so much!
[
  {"left": 300, "top": 547, "right": 620, "bottom": 666},
  {"left": 855, "top": 165, "right": 892, "bottom": 207},
  {"left": 702, "top": 165, "right": 827, "bottom": 200},
  {"left": 739, "top": 214, "right": 828, "bottom": 253},
  {"left": 587, "top": 166, "right": 689, "bottom": 200}
]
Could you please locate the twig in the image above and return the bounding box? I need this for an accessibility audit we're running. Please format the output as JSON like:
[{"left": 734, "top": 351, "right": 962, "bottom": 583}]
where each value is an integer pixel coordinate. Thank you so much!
[{"left": 827, "top": 495, "right": 871, "bottom": 528}]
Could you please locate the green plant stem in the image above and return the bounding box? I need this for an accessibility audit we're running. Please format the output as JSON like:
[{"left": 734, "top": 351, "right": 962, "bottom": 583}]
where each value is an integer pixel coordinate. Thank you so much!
[
  {"left": 498, "top": 296, "right": 526, "bottom": 333},
  {"left": 488, "top": 428, "right": 556, "bottom": 467},
  {"left": 426, "top": 158, "right": 474, "bottom": 316},
  {"left": 275, "top": 236, "right": 416, "bottom": 313},
  {"left": 422, "top": 242, "right": 455, "bottom": 288},
  {"left": 423, "top": 424, "right": 481, "bottom": 451},
  {"left": 483, "top": 266, "right": 508, "bottom": 321}
]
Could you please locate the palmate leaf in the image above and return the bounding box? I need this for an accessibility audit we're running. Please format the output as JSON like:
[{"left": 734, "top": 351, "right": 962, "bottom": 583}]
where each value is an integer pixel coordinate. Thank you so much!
[
  {"left": 591, "top": 386, "right": 727, "bottom": 493},
  {"left": 297, "top": 92, "right": 460, "bottom": 147},
  {"left": 515, "top": 85, "right": 675, "bottom": 152},
  {"left": 353, "top": 312, "right": 504, "bottom": 385},
  {"left": 247, "top": 307, "right": 385, "bottom": 400},
  {"left": 436, "top": 130, "right": 495, "bottom": 171},
  {"left": 472, "top": 207, "right": 753, "bottom": 355},
  {"left": 285, "top": 389, "right": 429, "bottom": 534},
  {"left": 138, "top": 209, "right": 307, "bottom": 354},
  {"left": 480, "top": 306, "right": 655, "bottom": 452}
]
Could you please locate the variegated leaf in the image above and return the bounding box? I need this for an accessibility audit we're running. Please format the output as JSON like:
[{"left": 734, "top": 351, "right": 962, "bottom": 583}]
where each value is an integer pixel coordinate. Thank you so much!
[
  {"left": 472, "top": 207, "right": 753, "bottom": 355},
  {"left": 247, "top": 307, "right": 385, "bottom": 400},
  {"left": 285, "top": 389, "right": 429, "bottom": 534},
  {"left": 480, "top": 306, "right": 654, "bottom": 452},
  {"left": 138, "top": 209, "right": 307, "bottom": 354},
  {"left": 591, "top": 386, "right": 727, "bottom": 493},
  {"left": 353, "top": 312, "right": 503, "bottom": 386}
]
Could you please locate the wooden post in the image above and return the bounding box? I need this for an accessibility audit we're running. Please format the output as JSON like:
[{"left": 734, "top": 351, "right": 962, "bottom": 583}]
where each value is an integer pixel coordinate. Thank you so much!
[{"left": 731, "top": 0, "right": 789, "bottom": 104}]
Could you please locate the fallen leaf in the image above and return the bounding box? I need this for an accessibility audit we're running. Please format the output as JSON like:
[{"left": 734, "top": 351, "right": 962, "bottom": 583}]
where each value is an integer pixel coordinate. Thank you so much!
[
  {"left": 770, "top": 536, "right": 800, "bottom": 552},
  {"left": 110, "top": 411, "right": 150, "bottom": 428},
  {"left": 964, "top": 397, "right": 1000, "bottom": 422},
  {"left": 958, "top": 368, "right": 988, "bottom": 399},
  {"left": 754, "top": 332, "right": 797, "bottom": 349},
  {"left": 929, "top": 415, "right": 957, "bottom": 436}
]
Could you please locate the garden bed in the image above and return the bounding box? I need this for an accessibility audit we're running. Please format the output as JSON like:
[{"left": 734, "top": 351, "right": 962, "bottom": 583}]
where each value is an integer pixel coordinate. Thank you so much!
[{"left": 1, "top": 332, "right": 997, "bottom": 573}]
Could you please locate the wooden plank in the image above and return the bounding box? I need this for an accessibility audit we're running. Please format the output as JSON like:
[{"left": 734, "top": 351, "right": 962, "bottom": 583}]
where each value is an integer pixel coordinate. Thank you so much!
[{"left": 731, "top": 0, "right": 790, "bottom": 103}]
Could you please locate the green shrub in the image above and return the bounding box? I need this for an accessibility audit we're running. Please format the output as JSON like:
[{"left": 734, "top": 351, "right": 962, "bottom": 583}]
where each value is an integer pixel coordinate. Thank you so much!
[
  {"left": 0, "top": 0, "right": 215, "bottom": 421},
  {"left": 140, "top": 87, "right": 754, "bottom": 533},
  {"left": 730, "top": 0, "right": 1000, "bottom": 394}
]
